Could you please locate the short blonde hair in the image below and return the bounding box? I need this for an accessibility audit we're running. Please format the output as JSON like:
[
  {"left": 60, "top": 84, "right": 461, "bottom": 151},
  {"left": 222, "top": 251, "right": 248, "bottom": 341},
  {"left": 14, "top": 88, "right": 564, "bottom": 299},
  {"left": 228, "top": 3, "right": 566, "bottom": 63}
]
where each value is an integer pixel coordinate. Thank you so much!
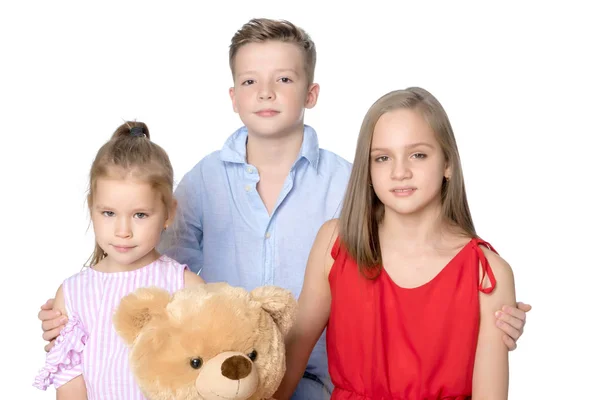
[{"left": 229, "top": 18, "right": 317, "bottom": 84}]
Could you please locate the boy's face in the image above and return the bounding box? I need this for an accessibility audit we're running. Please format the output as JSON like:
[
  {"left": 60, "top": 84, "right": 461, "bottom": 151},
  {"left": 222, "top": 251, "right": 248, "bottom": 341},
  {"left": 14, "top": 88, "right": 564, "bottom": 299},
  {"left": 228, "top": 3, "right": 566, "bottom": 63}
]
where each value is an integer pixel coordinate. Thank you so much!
[{"left": 229, "top": 40, "right": 319, "bottom": 138}]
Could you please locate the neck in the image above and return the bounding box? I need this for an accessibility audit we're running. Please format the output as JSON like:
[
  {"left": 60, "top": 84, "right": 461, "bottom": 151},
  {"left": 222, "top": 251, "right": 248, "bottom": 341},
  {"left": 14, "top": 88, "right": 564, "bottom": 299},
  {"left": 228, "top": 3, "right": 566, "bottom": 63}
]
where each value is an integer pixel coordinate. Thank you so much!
[
  {"left": 97, "top": 249, "right": 160, "bottom": 273},
  {"left": 379, "top": 202, "right": 447, "bottom": 249},
  {"left": 246, "top": 125, "right": 304, "bottom": 171}
]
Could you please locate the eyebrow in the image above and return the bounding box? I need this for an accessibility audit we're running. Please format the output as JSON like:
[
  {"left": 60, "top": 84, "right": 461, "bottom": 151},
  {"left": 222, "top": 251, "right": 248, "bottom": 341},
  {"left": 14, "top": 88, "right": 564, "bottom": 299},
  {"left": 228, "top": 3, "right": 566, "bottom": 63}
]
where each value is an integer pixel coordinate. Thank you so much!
[
  {"left": 370, "top": 142, "right": 435, "bottom": 152},
  {"left": 237, "top": 68, "right": 299, "bottom": 77},
  {"left": 94, "top": 205, "right": 154, "bottom": 213}
]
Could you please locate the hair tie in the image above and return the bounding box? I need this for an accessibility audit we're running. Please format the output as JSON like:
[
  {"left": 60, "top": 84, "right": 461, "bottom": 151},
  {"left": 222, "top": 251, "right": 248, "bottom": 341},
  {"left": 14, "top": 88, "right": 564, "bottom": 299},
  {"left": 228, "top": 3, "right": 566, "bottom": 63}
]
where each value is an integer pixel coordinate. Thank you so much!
[{"left": 130, "top": 126, "right": 146, "bottom": 137}]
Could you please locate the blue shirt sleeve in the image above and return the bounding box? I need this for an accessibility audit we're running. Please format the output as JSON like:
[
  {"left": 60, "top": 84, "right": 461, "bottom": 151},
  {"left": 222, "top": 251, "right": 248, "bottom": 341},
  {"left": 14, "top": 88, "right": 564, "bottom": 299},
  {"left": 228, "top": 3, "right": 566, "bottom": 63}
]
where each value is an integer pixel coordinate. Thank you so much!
[{"left": 159, "top": 170, "right": 204, "bottom": 274}]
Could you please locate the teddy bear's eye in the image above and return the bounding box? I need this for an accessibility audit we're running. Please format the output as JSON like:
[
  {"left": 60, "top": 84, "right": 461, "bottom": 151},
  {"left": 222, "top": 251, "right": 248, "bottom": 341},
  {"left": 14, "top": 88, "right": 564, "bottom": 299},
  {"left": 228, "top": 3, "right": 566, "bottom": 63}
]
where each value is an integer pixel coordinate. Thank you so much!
[
  {"left": 247, "top": 350, "right": 258, "bottom": 362},
  {"left": 190, "top": 358, "right": 203, "bottom": 369}
]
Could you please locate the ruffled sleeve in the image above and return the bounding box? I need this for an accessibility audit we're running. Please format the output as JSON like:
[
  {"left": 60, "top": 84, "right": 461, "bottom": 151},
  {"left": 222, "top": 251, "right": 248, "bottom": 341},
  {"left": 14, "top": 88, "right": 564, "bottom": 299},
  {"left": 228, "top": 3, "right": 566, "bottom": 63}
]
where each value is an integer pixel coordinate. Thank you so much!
[{"left": 33, "top": 316, "right": 88, "bottom": 390}]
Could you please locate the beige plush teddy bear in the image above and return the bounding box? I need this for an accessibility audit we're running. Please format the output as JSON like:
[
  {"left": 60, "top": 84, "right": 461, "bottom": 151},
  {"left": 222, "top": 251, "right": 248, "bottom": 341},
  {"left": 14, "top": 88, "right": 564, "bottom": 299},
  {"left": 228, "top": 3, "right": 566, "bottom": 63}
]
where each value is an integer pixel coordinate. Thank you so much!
[{"left": 113, "top": 282, "right": 297, "bottom": 400}]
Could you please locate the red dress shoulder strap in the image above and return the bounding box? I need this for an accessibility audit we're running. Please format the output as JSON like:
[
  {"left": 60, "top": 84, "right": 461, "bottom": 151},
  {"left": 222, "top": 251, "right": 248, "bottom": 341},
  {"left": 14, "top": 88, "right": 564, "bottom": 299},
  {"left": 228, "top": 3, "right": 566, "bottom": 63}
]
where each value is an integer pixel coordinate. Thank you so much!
[{"left": 473, "top": 238, "right": 498, "bottom": 294}]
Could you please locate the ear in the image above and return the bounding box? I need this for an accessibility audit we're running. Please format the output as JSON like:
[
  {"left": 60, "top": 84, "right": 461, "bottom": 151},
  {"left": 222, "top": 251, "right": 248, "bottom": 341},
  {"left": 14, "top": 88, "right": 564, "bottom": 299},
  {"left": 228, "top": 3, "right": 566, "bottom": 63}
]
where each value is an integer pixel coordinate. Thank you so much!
[
  {"left": 305, "top": 83, "right": 320, "bottom": 109},
  {"left": 229, "top": 87, "right": 238, "bottom": 113},
  {"left": 444, "top": 167, "right": 452, "bottom": 181},
  {"left": 444, "top": 158, "right": 452, "bottom": 180},
  {"left": 113, "top": 287, "right": 171, "bottom": 346},
  {"left": 165, "top": 198, "right": 178, "bottom": 230},
  {"left": 250, "top": 286, "right": 297, "bottom": 336}
]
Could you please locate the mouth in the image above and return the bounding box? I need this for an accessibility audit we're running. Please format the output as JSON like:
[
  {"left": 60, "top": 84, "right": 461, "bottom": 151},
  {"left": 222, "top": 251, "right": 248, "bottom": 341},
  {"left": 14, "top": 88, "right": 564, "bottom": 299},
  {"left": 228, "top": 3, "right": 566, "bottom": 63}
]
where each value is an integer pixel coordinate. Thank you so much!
[
  {"left": 111, "top": 245, "right": 136, "bottom": 253},
  {"left": 390, "top": 187, "right": 416, "bottom": 196},
  {"left": 254, "top": 109, "right": 280, "bottom": 117}
]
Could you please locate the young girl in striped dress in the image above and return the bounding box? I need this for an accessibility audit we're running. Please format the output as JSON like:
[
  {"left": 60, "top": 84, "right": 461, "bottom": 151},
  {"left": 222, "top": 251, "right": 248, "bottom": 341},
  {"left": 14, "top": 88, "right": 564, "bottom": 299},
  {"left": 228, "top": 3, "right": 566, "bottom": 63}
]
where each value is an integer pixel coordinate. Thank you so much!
[{"left": 33, "top": 121, "right": 205, "bottom": 399}]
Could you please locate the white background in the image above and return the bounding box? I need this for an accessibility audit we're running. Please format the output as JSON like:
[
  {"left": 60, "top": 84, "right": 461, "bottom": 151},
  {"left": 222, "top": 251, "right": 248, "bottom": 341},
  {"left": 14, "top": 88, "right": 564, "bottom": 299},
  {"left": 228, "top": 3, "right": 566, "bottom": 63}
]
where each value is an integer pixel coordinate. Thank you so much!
[{"left": 1, "top": 0, "right": 598, "bottom": 398}]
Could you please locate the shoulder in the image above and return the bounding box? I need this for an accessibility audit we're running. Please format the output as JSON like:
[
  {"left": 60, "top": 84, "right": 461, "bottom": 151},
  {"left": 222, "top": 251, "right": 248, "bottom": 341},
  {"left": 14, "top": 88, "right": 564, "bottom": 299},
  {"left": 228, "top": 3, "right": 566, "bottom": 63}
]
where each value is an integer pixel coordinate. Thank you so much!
[
  {"left": 318, "top": 148, "right": 352, "bottom": 175},
  {"left": 160, "top": 255, "right": 190, "bottom": 271},
  {"left": 181, "top": 150, "right": 223, "bottom": 180},
  {"left": 316, "top": 218, "right": 339, "bottom": 247},
  {"left": 184, "top": 269, "right": 205, "bottom": 287},
  {"left": 312, "top": 219, "right": 340, "bottom": 270},
  {"left": 52, "top": 270, "right": 92, "bottom": 319},
  {"left": 478, "top": 244, "right": 515, "bottom": 288},
  {"left": 476, "top": 242, "right": 516, "bottom": 310},
  {"left": 60, "top": 268, "right": 94, "bottom": 291}
]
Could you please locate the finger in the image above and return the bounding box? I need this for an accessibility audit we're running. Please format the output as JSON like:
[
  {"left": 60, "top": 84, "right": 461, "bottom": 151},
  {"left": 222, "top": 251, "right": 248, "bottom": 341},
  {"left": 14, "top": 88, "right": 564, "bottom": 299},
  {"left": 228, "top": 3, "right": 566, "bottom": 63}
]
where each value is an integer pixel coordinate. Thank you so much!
[
  {"left": 42, "top": 326, "right": 64, "bottom": 342},
  {"left": 517, "top": 302, "right": 532, "bottom": 312},
  {"left": 503, "top": 334, "right": 516, "bottom": 351},
  {"left": 40, "top": 299, "right": 55, "bottom": 310},
  {"left": 42, "top": 316, "right": 68, "bottom": 332},
  {"left": 44, "top": 339, "right": 56, "bottom": 353},
  {"left": 495, "top": 310, "right": 524, "bottom": 331},
  {"left": 38, "top": 309, "right": 61, "bottom": 322},
  {"left": 501, "top": 305, "right": 527, "bottom": 322},
  {"left": 496, "top": 318, "right": 521, "bottom": 341}
]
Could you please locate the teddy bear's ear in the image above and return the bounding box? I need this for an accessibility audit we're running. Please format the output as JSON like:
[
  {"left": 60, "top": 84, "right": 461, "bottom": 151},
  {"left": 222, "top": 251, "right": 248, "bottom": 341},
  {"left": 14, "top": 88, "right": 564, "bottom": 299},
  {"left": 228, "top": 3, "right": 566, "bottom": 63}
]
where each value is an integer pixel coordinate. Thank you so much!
[
  {"left": 113, "top": 287, "right": 171, "bottom": 346},
  {"left": 250, "top": 286, "right": 297, "bottom": 336}
]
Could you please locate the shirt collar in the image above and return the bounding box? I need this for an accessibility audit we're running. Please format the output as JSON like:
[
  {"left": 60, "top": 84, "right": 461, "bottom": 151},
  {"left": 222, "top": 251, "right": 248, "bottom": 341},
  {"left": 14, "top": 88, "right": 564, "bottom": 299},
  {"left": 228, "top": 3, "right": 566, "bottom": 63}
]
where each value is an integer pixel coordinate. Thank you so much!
[{"left": 220, "top": 125, "right": 320, "bottom": 170}]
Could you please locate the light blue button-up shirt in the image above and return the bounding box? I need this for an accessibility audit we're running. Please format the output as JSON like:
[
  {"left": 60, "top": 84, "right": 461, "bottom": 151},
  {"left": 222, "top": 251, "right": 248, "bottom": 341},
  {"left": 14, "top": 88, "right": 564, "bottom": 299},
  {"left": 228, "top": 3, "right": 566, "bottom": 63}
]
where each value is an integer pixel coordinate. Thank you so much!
[{"left": 160, "top": 125, "right": 352, "bottom": 385}]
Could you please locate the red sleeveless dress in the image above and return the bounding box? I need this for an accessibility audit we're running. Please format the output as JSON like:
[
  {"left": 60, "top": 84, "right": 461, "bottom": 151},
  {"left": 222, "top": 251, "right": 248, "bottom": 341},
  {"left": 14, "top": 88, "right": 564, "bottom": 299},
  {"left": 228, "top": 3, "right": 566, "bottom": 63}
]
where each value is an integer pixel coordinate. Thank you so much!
[{"left": 327, "top": 237, "right": 497, "bottom": 400}]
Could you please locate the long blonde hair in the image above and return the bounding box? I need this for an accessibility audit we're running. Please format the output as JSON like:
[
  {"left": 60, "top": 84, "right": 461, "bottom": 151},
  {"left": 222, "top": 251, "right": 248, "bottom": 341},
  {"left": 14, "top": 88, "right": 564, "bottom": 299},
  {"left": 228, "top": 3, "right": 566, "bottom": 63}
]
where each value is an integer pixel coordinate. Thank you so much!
[
  {"left": 86, "top": 121, "right": 175, "bottom": 266},
  {"left": 338, "top": 87, "right": 476, "bottom": 277}
]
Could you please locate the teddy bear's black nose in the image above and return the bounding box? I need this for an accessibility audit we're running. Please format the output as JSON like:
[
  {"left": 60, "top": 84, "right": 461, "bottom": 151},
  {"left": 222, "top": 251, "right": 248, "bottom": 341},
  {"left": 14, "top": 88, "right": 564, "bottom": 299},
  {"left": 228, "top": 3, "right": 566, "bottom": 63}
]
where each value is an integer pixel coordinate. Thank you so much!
[{"left": 221, "top": 355, "right": 252, "bottom": 380}]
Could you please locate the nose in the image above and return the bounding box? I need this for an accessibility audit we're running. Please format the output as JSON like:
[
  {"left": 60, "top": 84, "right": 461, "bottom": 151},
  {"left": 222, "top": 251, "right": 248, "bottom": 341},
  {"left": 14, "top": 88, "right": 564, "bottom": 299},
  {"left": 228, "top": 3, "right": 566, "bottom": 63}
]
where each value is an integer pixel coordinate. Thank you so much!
[
  {"left": 221, "top": 355, "right": 252, "bottom": 380},
  {"left": 391, "top": 159, "right": 412, "bottom": 180},
  {"left": 258, "top": 83, "right": 274, "bottom": 100},
  {"left": 114, "top": 216, "right": 132, "bottom": 238}
]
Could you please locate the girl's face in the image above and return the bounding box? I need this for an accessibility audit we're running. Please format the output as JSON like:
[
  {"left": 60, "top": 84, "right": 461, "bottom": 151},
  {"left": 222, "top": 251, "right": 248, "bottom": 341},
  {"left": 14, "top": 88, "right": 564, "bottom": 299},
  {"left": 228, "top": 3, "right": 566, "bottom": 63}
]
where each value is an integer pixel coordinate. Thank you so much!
[
  {"left": 369, "top": 108, "right": 450, "bottom": 218},
  {"left": 91, "top": 176, "right": 170, "bottom": 270}
]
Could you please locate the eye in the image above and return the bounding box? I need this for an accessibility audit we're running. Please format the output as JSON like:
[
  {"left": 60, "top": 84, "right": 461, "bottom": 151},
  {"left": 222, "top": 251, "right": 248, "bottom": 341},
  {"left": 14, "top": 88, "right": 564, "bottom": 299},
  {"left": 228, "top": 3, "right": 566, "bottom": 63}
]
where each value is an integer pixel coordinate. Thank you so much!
[
  {"left": 247, "top": 350, "right": 257, "bottom": 362},
  {"left": 411, "top": 153, "right": 427, "bottom": 159},
  {"left": 374, "top": 155, "right": 389, "bottom": 162},
  {"left": 242, "top": 79, "right": 255, "bottom": 86},
  {"left": 133, "top": 212, "right": 147, "bottom": 219},
  {"left": 102, "top": 211, "right": 114, "bottom": 217},
  {"left": 190, "top": 358, "right": 203, "bottom": 369},
  {"left": 279, "top": 77, "right": 292, "bottom": 83}
]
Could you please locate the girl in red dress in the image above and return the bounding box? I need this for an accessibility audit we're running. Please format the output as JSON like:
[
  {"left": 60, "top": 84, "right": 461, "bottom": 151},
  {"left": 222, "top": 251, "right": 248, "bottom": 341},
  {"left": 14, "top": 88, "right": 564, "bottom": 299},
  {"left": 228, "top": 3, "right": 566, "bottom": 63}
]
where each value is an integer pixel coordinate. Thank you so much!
[{"left": 276, "top": 87, "right": 516, "bottom": 399}]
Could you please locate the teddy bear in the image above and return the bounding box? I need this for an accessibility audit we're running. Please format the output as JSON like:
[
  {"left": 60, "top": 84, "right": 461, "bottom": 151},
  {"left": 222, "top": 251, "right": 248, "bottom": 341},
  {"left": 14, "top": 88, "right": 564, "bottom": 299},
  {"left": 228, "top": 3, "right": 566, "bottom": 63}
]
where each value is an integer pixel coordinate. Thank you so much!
[{"left": 113, "top": 282, "right": 297, "bottom": 400}]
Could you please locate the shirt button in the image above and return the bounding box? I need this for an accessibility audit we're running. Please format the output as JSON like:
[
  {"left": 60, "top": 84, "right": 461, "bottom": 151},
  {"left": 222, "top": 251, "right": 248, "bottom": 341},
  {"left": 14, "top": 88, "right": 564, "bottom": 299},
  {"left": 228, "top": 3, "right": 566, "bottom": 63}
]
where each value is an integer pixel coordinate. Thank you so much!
[
  {"left": 244, "top": 184, "right": 252, "bottom": 192},
  {"left": 246, "top": 167, "right": 254, "bottom": 173},
  {"left": 265, "top": 232, "right": 271, "bottom": 239}
]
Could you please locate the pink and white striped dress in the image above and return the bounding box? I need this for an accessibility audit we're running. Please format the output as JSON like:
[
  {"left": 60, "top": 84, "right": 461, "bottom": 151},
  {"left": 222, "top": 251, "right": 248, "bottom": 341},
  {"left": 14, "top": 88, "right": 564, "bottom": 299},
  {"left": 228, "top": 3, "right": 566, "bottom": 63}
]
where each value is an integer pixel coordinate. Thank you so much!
[{"left": 33, "top": 255, "right": 187, "bottom": 399}]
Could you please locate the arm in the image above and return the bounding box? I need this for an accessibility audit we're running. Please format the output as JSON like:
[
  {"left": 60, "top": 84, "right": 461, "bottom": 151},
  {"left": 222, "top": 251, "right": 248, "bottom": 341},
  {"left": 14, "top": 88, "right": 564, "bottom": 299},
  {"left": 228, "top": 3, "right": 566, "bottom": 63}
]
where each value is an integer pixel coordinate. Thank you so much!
[
  {"left": 273, "top": 220, "right": 338, "bottom": 400},
  {"left": 53, "top": 285, "right": 88, "bottom": 399},
  {"left": 184, "top": 269, "right": 206, "bottom": 287},
  {"left": 472, "top": 247, "right": 516, "bottom": 399},
  {"left": 158, "top": 171, "right": 204, "bottom": 274},
  {"left": 57, "top": 376, "right": 87, "bottom": 400}
]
